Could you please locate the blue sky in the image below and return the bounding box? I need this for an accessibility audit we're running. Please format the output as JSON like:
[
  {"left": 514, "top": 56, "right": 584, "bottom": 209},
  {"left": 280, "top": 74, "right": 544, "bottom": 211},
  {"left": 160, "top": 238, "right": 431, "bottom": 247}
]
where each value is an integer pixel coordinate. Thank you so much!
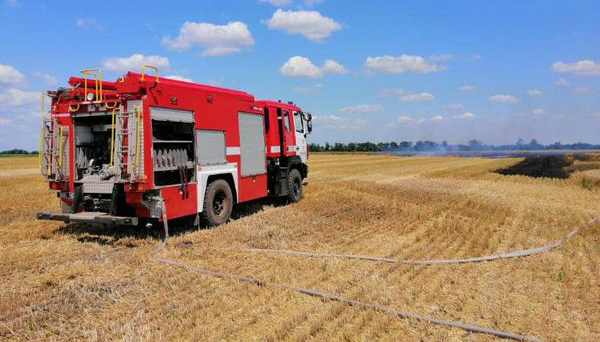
[{"left": 1, "top": 0, "right": 599, "bottom": 150}]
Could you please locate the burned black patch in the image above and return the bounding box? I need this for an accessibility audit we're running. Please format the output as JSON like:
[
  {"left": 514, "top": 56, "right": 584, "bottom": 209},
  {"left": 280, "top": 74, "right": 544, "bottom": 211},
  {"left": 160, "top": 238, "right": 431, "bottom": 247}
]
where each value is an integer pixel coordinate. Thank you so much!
[{"left": 496, "top": 156, "right": 573, "bottom": 179}]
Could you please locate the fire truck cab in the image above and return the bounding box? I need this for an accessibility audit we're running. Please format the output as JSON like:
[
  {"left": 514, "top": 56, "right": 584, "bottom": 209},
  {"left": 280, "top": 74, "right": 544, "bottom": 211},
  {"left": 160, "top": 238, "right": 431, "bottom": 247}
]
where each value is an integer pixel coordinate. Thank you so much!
[{"left": 37, "top": 68, "right": 312, "bottom": 227}]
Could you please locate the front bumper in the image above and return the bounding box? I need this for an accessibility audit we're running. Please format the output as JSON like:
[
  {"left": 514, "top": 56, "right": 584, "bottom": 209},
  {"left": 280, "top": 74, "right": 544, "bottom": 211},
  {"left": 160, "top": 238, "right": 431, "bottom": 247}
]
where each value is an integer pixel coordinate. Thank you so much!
[{"left": 37, "top": 211, "right": 138, "bottom": 226}]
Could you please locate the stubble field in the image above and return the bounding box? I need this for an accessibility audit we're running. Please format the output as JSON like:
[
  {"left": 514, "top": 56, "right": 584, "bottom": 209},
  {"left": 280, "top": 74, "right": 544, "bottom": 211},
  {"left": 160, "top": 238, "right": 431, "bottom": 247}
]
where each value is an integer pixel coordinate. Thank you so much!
[{"left": 1, "top": 153, "right": 599, "bottom": 341}]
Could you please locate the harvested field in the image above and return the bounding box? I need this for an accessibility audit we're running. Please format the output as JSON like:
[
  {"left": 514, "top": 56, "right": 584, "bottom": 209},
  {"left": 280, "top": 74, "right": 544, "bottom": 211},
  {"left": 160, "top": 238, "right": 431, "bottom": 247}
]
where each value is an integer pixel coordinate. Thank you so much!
[{"left": 1, "top": 154, "right": 599, "bottom": 341}]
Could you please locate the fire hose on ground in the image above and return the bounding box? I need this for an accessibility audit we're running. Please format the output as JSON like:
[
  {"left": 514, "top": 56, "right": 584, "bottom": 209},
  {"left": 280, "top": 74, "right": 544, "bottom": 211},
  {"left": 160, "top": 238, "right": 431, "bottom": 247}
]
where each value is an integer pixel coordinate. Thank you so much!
[{"left": 149, "top": 202, "right": 597, "bottom": 341}]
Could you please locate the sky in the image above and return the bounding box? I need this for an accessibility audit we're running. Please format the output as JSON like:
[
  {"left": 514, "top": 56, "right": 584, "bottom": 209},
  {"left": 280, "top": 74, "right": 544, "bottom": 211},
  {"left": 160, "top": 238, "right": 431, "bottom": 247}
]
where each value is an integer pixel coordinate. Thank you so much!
[{"left": 0, "top": 0, "right": 599, "bottom": 150}]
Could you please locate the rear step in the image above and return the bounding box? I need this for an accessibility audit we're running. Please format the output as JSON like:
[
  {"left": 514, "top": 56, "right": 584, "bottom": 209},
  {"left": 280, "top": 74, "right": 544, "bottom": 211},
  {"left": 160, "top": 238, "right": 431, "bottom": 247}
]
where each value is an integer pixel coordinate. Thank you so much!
[{"left": 37, "top": 211, "right": 138, "bottom": 226}]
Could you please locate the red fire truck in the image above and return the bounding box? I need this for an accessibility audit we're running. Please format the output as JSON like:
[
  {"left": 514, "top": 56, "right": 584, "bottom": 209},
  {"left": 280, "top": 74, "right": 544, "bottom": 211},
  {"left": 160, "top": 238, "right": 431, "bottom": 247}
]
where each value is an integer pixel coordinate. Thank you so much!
[{"left": 37, "top": 67, "right": 312, "bottom": 227}]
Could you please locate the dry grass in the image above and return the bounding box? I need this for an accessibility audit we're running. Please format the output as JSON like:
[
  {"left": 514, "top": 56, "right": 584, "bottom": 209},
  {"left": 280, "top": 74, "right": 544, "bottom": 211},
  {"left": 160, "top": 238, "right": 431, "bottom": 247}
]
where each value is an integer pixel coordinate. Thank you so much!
[{"left": 1, "top": 154, "right": 599, "bottom": 341}]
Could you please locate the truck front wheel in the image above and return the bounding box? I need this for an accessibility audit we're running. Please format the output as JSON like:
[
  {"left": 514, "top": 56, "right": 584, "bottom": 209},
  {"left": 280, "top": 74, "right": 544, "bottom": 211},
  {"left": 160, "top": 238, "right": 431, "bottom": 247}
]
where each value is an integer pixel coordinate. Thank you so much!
[
  {"left": 203, "top": 179, "right": 233, "bottom": 226},
  {"left": 287, "top": 168, "right": 303, "bottom": 203}
]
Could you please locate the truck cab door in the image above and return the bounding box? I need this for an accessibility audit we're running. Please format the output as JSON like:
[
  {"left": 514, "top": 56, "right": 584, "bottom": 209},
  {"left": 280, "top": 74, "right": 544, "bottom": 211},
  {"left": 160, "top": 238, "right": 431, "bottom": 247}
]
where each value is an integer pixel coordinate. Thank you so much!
[
  {"left": 278, "top": 109, "right": 296, "bottom": 158},
  {"left": 293, "top": 111, "right": 307, "bottom": 163}
]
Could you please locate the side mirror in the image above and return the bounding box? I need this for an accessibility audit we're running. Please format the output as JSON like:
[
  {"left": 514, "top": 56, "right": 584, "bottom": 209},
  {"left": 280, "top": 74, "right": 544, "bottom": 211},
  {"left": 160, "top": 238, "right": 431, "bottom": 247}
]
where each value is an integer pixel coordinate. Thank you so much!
[{"left": 307, "top": 119, "right": 312, "bottom": 133}]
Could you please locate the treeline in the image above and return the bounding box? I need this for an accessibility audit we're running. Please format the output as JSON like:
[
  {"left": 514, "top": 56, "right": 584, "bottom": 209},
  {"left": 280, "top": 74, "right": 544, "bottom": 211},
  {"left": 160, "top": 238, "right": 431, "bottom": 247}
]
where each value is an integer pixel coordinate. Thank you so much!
[
  {"left": 309, "top": 139, "right": 600, "bottom": 152},
  {"left": 0, "top": 149, "right": 38, "bottom": 155}
]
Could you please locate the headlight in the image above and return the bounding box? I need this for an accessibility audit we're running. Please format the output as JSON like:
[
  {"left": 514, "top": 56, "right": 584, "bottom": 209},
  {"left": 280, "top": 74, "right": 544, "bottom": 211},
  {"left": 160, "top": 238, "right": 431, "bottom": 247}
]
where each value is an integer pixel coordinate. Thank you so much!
[{"left": 86, "top": 93, "right": 95, "bottom": 101}]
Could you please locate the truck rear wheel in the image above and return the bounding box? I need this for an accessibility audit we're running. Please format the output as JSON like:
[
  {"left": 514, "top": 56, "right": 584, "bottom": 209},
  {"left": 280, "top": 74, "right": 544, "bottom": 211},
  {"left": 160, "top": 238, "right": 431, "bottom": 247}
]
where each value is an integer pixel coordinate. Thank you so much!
[
  {"left": 287, "top": 168, "right": 303, "bottom": 203},
  {"left": 203, "top": 179, "right": 233, "bottom": 226}
]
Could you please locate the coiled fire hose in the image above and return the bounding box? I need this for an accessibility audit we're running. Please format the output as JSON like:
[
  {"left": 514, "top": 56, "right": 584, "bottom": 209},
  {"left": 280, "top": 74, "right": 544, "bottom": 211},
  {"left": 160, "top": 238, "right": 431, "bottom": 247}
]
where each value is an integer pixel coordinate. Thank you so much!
[{"left": 149, "top": 200, "right": 596, "bottom": 341}]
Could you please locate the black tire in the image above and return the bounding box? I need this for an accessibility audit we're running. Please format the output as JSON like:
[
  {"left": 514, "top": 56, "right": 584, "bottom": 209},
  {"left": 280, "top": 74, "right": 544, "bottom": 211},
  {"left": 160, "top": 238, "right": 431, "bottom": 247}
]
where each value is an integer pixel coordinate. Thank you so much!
[
  {"left": 287, "top": 168, "right": 303, "bottom": 203},
  {"left": 203, "top": 179, "right": 233, "bottom": 226}
]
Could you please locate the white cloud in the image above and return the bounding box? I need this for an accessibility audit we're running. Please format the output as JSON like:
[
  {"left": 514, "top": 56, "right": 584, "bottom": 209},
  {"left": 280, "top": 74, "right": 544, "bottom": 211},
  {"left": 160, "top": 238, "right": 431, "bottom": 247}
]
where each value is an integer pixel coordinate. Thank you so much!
[
  {"left": 102, "top": 54, "right": 170, "bottom": 71},
  {"left": 574, "top": 87, "right": 592, "bottom": 94},
  {"left": 0, "top": 64, "right": 25, "bottom": 84},
  {"left": 399, "top": 92, "right": 434, "bottom": 102},
  {"left": 430, "top": 54, "right": 453, "bottom": 61},
  {"left": 76, "top": 18, "right": 102, "bottom": 29},
  {"left": 264, "top": 9, "right": 342, "bottom": 42},
  {"left": 379, "top": 88, "right": 434, "bottom": 102},
  {"left": 527, "top": 89, "right": 543, "bottom": 96},
  {"left": 365, "top": 55, "right": 443, "bottom": 74},
  {"left": 292, "top": 83, "right": 322, "bottom": 93},
  {"left": 0, "top": 88, "right": 39, "bottom": 106},
  {"left": 532, "top": 108, "right": 544, "bottom": 115},
  {"left": 459, "top": 85, "right": 477, "bottom": 92},
  {"left": 162, "top": 21, "right": 254, "bottom": 56},
  {"left": 280, "top": 56, "right": 322, "bottom": 78},
  {"left": 338, "top": 104, "right": 383, "bottom": 113},
  {"left": 279, "top": 56, "right": 347, "bottom": 78},
  {"left": 313, "top": 115, "right": 367, "bottom": 131},
  {"left": 552, "top": 60, "right": 600, "bottom": 76},
  {"left": 554, "top": 78, "right": 569, "bottom": 86},
  {"left": 391, "top": 115, "right": 444, "bottom": 126},
  {"left": 452, "top": 112, "right": 475, "bottom": 119},
  {"left": 489, "top": 94, "right": 519, "bottom": 104},
  {"left": 164, "top": 75, "right": 194, "bottom": 82},
  {"left": 33, "top": 72, "right": 57, "bottom": 86},
  {"left": 446, "top": 103, "right": 465, "bottom": 110},
  {"left": 0, "top": 118, "right": 10, "bottom": 125},
  {"left": 321, "top": 60, "right": 348, "bottom": 74},
  {"left": 259, "top": 0, "right": 292, "bottom": 6}
]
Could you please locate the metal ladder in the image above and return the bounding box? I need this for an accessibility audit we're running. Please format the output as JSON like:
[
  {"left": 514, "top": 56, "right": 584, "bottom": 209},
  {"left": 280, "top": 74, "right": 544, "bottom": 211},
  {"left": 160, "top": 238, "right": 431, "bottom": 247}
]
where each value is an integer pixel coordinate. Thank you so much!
[
  {"left": 112, "top": 107, "right": 142, "bottom": 181},
  {"left": 40, "top": 118, "right": 68, "bottom": 181}
]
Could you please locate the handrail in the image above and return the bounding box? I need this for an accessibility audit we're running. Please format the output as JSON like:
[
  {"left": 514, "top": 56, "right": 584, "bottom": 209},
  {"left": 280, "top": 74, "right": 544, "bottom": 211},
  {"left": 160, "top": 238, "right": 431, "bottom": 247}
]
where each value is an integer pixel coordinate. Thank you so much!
[
  {"left": 140, "top": 65, "right": 159, "bottom": 83},
  {"left": 133, "top": 106, "right": 142, "bottom": 177},
  {"left": 110, "top": 107, "right": 119, "bottom": 166},
  {"left": 80, "top": 68, "right": 103, "bottom": 102},
  {"left": 57, "top": 126, "right": 63, "bottom": 169}
]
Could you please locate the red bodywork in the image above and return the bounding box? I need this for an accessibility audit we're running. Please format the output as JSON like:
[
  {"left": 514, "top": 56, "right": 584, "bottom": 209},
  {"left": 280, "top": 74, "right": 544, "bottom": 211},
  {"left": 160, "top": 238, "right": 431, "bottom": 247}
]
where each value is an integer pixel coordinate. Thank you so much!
[{"left": 45, "top": 72, "right": 307, "bottom": 222}]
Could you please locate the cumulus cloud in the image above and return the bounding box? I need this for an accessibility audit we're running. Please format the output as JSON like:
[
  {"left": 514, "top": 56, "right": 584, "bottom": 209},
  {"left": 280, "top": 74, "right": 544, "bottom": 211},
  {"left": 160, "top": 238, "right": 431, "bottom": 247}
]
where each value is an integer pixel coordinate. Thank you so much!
[
  {"left": 527, "top": 89, "right": 543, "bottom": 96},
  {"left": 162, "top": 21, "right": 254, "bottom": 56},
  {"left": 452, "top": 112, "right": 475, "bottom": 119},
  {"left": 364, "top": 55, "right": 444, "bottom": 74},
  {"left": 264, "top": 9, "right": 342, "bottom": 42},
  {"left": 0, "top": 88, "right": 39, "bottom": 106},
  {"left": 0, "top": 64, "right": 25, "bottom": 84},
  {"left": 292, "top": 83, "right": 322, "bottom": 94},
  {"left": 280, "top": 56, "right": 322, "bottom": 78},
  {"left": 313, "top": 115, "right": 367, "bottom": 131},
  {"left": 321, "top": 60, "right": 348, "bottom": 74},
  {"left": 489, "top": 94, "right": 519, "bottom": 104},
  {"left": 574, "top": 87, "right": 592, "bottom": 94},
  {"left": 164, "top": 75, "right": 194, "bottom": 82},
  {"left": 459, "top": 85, "right": 477, "bottom": 92},
  {"left": 259, "top": 0, "right": 292, "bottom": 6},
  {"left": 102, "top": 54, "right": 169, "bottom": 71},
  {"left": 338, "top": 104, "right": 383, "bottom": 113},
  {"left": 552, "top": 60, "right": 600, "bottom": 76},
  {"left": 280, "top": 56, "right": 347, "bottom": 78},
  {"left": 379, "top": 88, "right": 434, "bottom": 102}
]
